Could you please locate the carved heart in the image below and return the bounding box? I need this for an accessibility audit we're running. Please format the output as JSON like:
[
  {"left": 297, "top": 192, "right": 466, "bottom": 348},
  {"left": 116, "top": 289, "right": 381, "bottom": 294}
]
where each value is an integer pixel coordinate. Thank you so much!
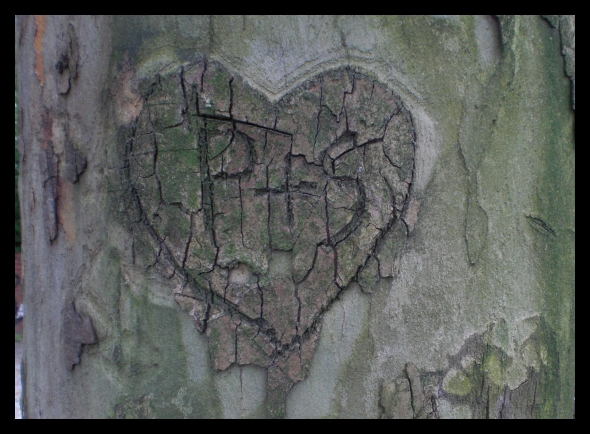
[{"left": 125, "top": 60, "right": 415, "bottom": 399}]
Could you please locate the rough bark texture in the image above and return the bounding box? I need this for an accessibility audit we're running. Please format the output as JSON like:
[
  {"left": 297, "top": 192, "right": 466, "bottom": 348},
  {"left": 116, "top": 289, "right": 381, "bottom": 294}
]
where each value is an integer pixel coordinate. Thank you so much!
[{"left": 18, "top": 15, "right": 574, "bottom": 419}]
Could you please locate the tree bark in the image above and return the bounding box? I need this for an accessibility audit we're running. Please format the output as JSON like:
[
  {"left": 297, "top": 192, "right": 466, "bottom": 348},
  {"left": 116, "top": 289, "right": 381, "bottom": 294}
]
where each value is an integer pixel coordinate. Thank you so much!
[{"left": 18, "top": 15, "right": 574, "bottom": 418}]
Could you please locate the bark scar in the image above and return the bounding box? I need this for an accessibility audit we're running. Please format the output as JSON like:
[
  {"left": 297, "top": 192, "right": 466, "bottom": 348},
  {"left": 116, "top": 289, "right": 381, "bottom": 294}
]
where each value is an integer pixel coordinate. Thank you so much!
[{"left": 63, "top": 302, "right": 98, "bottom": 371}]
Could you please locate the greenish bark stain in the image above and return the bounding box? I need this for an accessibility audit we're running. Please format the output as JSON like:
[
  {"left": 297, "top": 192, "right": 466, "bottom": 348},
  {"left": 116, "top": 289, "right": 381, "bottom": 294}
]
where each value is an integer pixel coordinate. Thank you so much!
[{"left": 97, "top": 15, "right": 573, "bottom": 418}]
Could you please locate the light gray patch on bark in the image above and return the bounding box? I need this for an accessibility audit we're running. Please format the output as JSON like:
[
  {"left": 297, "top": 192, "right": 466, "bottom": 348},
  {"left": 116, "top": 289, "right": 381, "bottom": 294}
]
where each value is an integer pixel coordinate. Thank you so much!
[{"left": 474, "top": 15, "right": 502, "bottom": 67}]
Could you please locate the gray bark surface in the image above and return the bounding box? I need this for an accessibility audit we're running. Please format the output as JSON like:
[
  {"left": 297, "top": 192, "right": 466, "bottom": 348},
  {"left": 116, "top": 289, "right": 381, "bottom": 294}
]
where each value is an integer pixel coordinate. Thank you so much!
[{"left": 18, "top": 15, "right": 574, "bottom": 418}]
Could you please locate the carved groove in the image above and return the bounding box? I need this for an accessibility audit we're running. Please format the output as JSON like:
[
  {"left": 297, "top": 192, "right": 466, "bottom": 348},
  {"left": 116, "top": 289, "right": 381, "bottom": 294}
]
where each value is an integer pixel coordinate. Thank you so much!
[{"left": 122, "top": 60, "right": 416, "bottom": 415}]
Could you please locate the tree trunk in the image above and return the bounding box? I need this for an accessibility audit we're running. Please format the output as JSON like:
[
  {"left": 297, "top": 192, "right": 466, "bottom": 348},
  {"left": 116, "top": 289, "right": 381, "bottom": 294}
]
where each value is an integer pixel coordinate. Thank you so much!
[{"left": 17, "top": 15, "right": 575, "bottom": 419}]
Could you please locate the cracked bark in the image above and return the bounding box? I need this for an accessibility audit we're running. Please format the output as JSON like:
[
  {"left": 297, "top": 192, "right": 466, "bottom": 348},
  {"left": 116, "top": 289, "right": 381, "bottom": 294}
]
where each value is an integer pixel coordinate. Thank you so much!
[
  {"left": 19, "top": 16, "right": 573, "bottom": 420},
  {"left": 121, "top": 60, "right": 416, "bottom": 417}
]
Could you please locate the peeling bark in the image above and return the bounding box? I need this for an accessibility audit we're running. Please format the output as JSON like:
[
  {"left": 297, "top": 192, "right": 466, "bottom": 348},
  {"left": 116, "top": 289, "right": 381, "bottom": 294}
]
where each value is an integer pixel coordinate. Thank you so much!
[
  {"left": 120, "top": 61, "right": 415, "bottom": 415},
  {"left": 18, "top": 15, "right": 574, "bottom": 419}
]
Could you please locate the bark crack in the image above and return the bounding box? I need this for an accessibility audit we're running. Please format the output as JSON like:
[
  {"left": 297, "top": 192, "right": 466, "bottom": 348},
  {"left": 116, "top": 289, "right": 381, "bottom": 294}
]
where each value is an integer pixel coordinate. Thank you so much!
[{"left": 122, "top": 62, "right": 417, "bottom": 416}]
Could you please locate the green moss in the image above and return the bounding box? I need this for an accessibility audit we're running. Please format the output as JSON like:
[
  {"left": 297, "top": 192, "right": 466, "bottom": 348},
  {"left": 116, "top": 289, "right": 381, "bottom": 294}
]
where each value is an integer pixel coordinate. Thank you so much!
[
  {"left": 525, "top": 18, "right": 575, "bottom": 418},
  {"left": 211, "top": 69, "right": 230, "bottom": 97},
  {"left": 483, "top": 352, "right": 504, "bottom": 386},
  {"left": 159, "top": 127, "right": 197, "bottom": 152},
  {"left": 208, "top": 324, "right": 221, "bottom": 357},
  {"left": 445, "top": 369, "right": 474, "bottom": 396},
  {"left": 111, "top": 16, "right": 211, "bottom": 77},
  {"left": 112, "top": 276, "right": 225, "bottom": 418}
]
